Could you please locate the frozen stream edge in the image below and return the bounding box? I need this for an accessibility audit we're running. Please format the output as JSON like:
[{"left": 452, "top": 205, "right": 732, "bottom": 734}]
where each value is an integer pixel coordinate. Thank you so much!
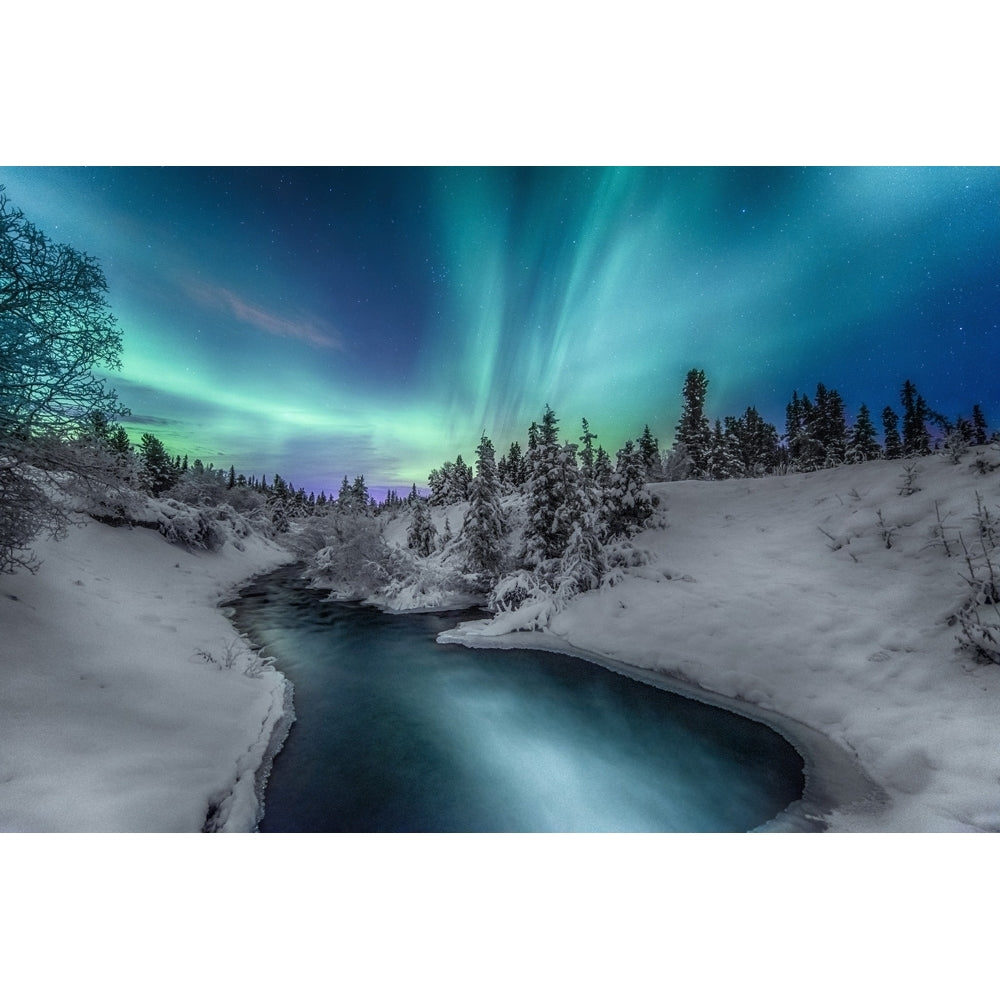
[
  {"left": 437, "top": 621, "right": 889, "bottom": 832},
  {"left": 217, "top": 560, "right": 886, "bottom": 833}
]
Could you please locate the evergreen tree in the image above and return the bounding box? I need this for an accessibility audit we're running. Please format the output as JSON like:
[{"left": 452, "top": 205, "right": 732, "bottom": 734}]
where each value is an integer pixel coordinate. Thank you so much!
[
  {"left": 505, "top": 440, "right": 527, "bottom": 490},
  {"left": 426, "top": 467, "right": 444, "bottom": 504},
  {"left": 812, "top": 384, "right": 847, "bottom": 466},
  {"left": 463, "top": 434, "right": 507, "bottom": 583},
  {"left": 846, "top": 403, "right": 881, "bottom": 462},
  {"left": 108, "top": 426, "right": 131, "bottom": 456},
  {"left": 338, "top": 475, "right": 352, "bottom": 507},
  {"left": 579, "top": 418, "right": 598, "bottom": 478},
  {"left": 882, "top": 406, "right": 903, "bottom": 460},
  {"left": 593, "top": 445, "right": 614, "bottom": 489},
  {"left": 785, "top": 391, "right": 811, "bottom": 470},
  {"left": 725, "top": 407, "right": 781, "bottom": 476},
  {"left": 706, "top": 418, "right": 740, "bottom": 479},
  {"left": 637, "top": 424, "right": 662, "bottom": 481},
  {"left": 675, "top": 369, "right": 712, "bottom": 477},
  {"left": 452, "top": 455, "right": 473, "bottom": 499},
  {"left": 351, "top": 474, "right": 369, "bottom": 508},
  {"left": 227, "top": 464, "right": 236, "bottom": 489},
  {"left": 138, "top": 433, "right": 179, "bottom": 496},
  {"left": 601, "top": 439, "right": 655, "bottom": 538},
  {"left": 407, "top": 499, "right": 437, "bottom": 557},
  {"left": 900, "top": 380, "right": 931, "bottom": 456},
  {"left": 522, "top": 405, "right": 593, "bottom": 580},
  {"left": 972, "top": 404, "right": 989, "bottom": 446}
]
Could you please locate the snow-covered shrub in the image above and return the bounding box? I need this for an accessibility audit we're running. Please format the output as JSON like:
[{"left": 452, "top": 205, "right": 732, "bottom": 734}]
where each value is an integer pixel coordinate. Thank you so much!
[
  {"left": 956, "top": 598, "right": 1000, "bottom": 665},
  {"left": 898, "top": 463, "right": 922, "bottom": 496},
  {"left": 155, "top": 499, "right": 224, "bottom": 551},
  {"left": 941, "top": 428, "right": 970, "bottom": 465},
  {"left": 379, "top": 557, "right": 475, "bottom": 610},
  {"left": 307, "top": 513, "right": 396, "bottom": 598},
  {"left": 194, "top": 637, "right": 273, "bottom": 677},
  {"left": 600, "top": 537, "right": 656, "bottom": 589},
  {"left": 954, "top": 494, "right": 1000, "bottom": 665},
  {"left": 213, "top": 503, "right": 252, "bottom": 539},
  {"left": 488, "top": 570, "right": 557, "bottom": 631}
]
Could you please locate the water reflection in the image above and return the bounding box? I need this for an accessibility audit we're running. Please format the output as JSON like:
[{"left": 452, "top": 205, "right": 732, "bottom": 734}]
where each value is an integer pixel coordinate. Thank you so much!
[{"left": 232, "top": 570, "right": 804, "bottom": 832}]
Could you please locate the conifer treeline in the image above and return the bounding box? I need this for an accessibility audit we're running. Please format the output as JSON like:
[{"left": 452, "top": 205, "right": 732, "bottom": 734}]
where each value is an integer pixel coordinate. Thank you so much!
[{"left": 671, "top": 369, "right": 992, "bottom": 480}]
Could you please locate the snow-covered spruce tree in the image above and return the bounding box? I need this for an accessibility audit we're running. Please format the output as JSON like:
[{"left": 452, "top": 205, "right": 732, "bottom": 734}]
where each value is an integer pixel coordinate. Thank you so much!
[
  {"left": 579, "top": 417, "right": 598, "bottom": 479},
  {"left": 812, "top": 383, "right": 847, "bottom": 467},
  {"left": 637, "top": 424, "right": 663, "bottom": 481},
  {"left": 503, "top": 440, "right": 528, "bottom": 492},
  {"left": 785, "top": 390, "right": 825, "bottom": 471},
  {"left": 674, "top": 369, "right": 712, "bottom": 478},
  {"left": 601, "top": 439, "right": 655, "bottom": 539},
  {"left": 900, "top": 380, "right": 932, "bottom": 456},
  {"left": 428, "top": 455, "right": 472, "bottom": 505},
  {"left": 972, "top": 404, "right": 989, "bottom": 446},
  {"left": 407, "top": 498, "right": 437, "bottom": 557},
  {"left": 661, "top": 441, "right": 692, "bottom": 481},
  {"left": 882, "top": 405, "right": 903, "bottom": 460},
  {"left": 593, "top": 444, "right": 614, "bottom": 488},
  {"left": 725, "top": 406, "right": 781, "bottom": 476},
  {"left": 138, "top": 433, "right": 180, "bottom": 497},
  {"left": 462, "top": 433, "right": 507, "bottom": 585},
  {"left": 846, "top": 403, "right": 882, "bottom": 463},
  {"left": 521, "top": 405, "right": 599, "bottom": 587},
  {"left": 705, "top": 419, "right": 741, "bottom": 480}
]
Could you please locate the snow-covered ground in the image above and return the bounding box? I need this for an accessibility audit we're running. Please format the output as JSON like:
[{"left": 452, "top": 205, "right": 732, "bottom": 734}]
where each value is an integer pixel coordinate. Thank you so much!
[
  {"left": 4, "top": 448, "right": 1000, "bottom": 832},
  {"left": 442, "top": 451, "right": 1000, "bottom": 831},
  {"left": 0, "top": 512, "right": 295, "bottom": 832}
]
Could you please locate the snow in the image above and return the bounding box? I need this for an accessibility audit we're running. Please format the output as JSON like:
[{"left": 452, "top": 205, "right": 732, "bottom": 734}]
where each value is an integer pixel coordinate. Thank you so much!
[
  {"left": 0, "top": 512, "right": 295, "bottom": 832},
  {"left": 5, "top": 448, "right": 1000, "bottom": 832},
  {"left": 438, "top": 450, "right": 1000, "bottom": 831}
]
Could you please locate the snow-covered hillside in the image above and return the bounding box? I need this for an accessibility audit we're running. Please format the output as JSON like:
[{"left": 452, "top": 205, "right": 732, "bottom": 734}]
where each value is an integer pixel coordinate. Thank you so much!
[
  {"left": 441, "top": 449, "right": 1000, "bottom": 831},
  {"left": 0, "top": 511, "right": 295, "bottom": 832}
]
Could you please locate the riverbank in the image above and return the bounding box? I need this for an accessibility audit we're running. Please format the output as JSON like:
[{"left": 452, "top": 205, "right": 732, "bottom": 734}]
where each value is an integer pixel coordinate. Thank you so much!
[
  {"left": 0, "top": 515, "right": 296, "bottom": 832},
  {"left": 437, "top": 624, "right": 885, "bottom": 831},
  {"left": 437, "top": 452, "right": 1000, "bottom": 831}
]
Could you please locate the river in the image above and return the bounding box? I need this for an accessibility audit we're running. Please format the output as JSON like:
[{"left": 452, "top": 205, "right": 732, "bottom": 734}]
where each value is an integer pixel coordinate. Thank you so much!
[{"left": 230, "top": 567, "right": 806, "bottom": 832}]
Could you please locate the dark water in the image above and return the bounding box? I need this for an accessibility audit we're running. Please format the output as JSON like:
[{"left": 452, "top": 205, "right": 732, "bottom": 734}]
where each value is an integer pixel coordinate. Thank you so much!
[{"left": 231, "top": 569, "right": 805, "bottom": 832}]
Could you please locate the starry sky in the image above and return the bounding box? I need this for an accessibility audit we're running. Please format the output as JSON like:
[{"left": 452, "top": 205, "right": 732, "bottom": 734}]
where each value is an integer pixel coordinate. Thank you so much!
[{"left": 3, "top": 166, "right": 999, "bottom": 496}]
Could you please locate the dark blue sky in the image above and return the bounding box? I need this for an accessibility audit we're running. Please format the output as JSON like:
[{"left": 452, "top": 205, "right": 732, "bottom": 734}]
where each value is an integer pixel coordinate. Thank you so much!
[{"left": 4, "top": 166, "right": 999, "bottom": 494}]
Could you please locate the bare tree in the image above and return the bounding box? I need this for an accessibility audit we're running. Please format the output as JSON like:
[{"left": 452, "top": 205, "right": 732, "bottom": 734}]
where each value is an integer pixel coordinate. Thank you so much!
[{"left": 1, "top": 185, "right": 127, "bottom": 572}]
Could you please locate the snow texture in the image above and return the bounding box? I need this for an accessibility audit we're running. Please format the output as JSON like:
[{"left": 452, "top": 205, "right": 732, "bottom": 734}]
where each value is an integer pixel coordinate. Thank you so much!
[{"left": 0, "top": 511, "right": 295, "bottom": 832}]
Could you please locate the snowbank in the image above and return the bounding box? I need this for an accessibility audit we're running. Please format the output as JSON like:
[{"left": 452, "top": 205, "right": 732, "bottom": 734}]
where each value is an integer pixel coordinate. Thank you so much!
[
  {"left": 0, "top": 514, "right": 296, "bottom": 832},
  {"left": 440, "top": 450, "right": 1000, "bottom": 831}
]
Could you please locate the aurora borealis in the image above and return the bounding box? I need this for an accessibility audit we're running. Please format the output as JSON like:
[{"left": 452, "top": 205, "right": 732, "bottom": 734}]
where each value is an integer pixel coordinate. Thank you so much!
[{"left": 3, "top": 166, "right": 999, "bottom": 496}]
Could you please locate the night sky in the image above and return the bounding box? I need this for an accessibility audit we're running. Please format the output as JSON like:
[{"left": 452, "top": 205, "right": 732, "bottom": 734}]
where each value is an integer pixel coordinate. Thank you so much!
[{"left": 4, "top": 166, "right": 999, "bottom": 496}]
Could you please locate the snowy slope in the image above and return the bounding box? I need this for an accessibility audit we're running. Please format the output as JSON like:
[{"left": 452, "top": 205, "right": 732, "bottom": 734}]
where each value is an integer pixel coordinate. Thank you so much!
[
  {"left": 0, "top": 516, "right": 295, "bottom": 832},
  {"left": 442, "top": 450, "right": 1000, "bottom": 832}
]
